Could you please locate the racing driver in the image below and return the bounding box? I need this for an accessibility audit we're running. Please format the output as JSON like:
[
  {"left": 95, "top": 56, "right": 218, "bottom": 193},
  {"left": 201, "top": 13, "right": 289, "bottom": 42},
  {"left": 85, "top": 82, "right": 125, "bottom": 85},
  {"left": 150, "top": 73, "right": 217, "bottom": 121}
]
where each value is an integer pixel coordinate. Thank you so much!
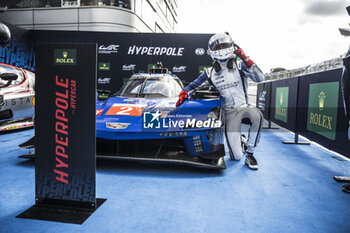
[{"left": 176, "top": 32, "right": 264, "bottom": 170}]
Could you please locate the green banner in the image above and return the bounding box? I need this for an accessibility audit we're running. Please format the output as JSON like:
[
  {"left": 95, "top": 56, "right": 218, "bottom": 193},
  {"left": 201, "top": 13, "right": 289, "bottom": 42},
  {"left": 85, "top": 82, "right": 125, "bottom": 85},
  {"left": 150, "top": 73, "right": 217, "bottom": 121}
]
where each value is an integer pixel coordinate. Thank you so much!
[
  {"left": 307, "top": 82, "right": 339, "bottom": 140},
  {"left": 98, "top": 62, "right": 111, "bottom": 71},
  {"left": 275, "top": 87, "right": 289, "bottom": 123},
  {"left": 148, "top": 64, "right": 157, "bottom": 72},
  {"left": 199, "top": 65, "right": 211, "bottom": 74}
]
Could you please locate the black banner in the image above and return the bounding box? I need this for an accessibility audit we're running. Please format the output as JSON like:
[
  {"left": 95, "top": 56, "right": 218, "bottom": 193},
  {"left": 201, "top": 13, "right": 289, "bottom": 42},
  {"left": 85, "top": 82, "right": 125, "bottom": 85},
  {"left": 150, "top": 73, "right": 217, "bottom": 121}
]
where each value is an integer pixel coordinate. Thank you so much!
[
  {"left": 31, "top": 30, "right": 213, "bottom": 93},
  {"left": 297, "top": 68, "right": 350, "bottom": 158},
  {"left": 271, "top": 77, "right": 299, "bottom": 132},
  {"left": 256, "top": 81, "right": 272, "bottom": 121},
  {"left": 35, "top": 44, "right": 97, "bottom": 207}
]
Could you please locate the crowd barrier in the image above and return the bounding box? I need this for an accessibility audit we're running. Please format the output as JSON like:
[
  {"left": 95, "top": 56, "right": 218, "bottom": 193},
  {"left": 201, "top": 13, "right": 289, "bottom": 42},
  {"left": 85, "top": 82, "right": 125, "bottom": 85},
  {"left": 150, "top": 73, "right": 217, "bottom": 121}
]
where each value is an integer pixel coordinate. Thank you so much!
[{"left": 257, "top": 68, "right": 350, "bottom": 158}]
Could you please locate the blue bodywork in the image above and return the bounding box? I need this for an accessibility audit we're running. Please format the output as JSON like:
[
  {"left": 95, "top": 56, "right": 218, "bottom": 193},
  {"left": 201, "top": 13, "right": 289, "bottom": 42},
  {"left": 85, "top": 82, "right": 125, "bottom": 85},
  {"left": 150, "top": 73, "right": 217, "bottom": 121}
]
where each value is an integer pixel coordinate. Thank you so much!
[{"left": 96, "top": 72, "right": 224, "bottom": 157}]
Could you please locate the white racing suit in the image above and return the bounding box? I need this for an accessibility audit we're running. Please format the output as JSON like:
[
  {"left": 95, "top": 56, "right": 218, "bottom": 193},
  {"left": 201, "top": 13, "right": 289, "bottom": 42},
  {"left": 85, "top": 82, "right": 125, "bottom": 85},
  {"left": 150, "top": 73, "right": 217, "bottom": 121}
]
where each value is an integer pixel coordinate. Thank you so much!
[{"left": 184, "top": 60, "right": 264, "bottom": 160}]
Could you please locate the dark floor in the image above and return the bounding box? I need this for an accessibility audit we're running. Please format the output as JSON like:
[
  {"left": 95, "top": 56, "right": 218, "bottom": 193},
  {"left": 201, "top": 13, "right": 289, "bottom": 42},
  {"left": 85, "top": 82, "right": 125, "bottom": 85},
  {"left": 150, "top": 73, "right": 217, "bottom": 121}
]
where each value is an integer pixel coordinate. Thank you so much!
[{"left": 0, "top": 127, "right": 350, "bottom": 233}]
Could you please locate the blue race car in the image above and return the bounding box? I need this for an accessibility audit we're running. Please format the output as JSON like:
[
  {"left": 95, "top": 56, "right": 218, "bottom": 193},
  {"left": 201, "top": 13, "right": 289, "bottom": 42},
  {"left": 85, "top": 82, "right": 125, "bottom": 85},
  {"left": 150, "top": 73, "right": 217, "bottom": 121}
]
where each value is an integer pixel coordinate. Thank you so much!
[
  {"left": 96, "top": 66, "right": 226, "bottom": 169},
  {"left": 19, "top": 66, "right": 226, "bottom": 169}
]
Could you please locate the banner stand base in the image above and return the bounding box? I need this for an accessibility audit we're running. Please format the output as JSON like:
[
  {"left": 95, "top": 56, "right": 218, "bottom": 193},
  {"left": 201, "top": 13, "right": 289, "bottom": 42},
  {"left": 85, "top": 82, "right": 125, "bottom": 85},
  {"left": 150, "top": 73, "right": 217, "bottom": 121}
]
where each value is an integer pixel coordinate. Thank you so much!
[
  {"left": 263, "top": 126, "right": 279, "bottom": 130},
  {"left": 334, "top": 176, "right": 350, "bottom": 183},
  {"left": 282, "top": 141, "right": 311, "bottom": 145},
  {"left": 263, "top": 121, "right": 279, "bottom": 130},
  {"left": 16, "top": 198, "right": 106, "bottom": 224},
  {"left": 282, "top": 133, "right": 310, "bottom": 145}
]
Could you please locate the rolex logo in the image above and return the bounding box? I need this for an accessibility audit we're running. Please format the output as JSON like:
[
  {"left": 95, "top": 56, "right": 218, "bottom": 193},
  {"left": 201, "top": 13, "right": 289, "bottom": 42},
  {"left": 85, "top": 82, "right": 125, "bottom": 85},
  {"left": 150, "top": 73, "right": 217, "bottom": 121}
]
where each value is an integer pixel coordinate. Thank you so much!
[
  {"left": 318, "top": 91, "right": 325, "bottom": 111},
  {"left": 279, "top": 92, "right": 283, "bottom": 105},
  {"left": 54, "top": 49, "right": 76, "bottom": 66},
  {"left": 99, "top": 62, "right": 111, "bottom": 71},
  {"left": 62, "top": 51, "right": 68, "bottom": 58}
]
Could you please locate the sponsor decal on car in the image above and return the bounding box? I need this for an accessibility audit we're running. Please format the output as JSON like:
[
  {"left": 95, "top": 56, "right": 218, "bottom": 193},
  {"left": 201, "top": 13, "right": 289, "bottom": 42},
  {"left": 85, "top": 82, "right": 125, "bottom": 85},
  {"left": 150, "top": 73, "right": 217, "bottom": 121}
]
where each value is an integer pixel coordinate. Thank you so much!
[
  {"left": 106, "top": 122, "right": 130, "bottom": 129},
  {"left": 54, "top": 49, "right": 77, "bottom": 66},
  {"left": 123, "top": 64, "right": 136, "bottom": 71},
  {"left": 172, "top": 66, "right": 187, "bottom": 73},
  {"left": 143, "top": 110, "right": 221, "bottom": 129},
  {"left": 98, "top": 78, "right": 111, "bottom": 84},
  {"left": 3, "top": 125, "right": 19, "bottom": 130},
  {"left": 106, "top": 103, "right": 146, "bottom": 116},
  {"left": 99, "top": 62, "right": 111, "bottom": 71},
  {"left": 0, "top": 121, "right": 34, "bottom": 131},
  {"left": 96, "top": 109, "right": 104, "bottom": 115},
  {"left": 128, "top": 45, "right": 184, "bottom": 56},
  {"left": 195, "top": 48, "right": 205, "bottom": 56},
  {"left": 2, "top": 97, "right": 32, "bottom": 106},
  {"left": 98, "top": 44, "right": 119, "bottom": 54}
]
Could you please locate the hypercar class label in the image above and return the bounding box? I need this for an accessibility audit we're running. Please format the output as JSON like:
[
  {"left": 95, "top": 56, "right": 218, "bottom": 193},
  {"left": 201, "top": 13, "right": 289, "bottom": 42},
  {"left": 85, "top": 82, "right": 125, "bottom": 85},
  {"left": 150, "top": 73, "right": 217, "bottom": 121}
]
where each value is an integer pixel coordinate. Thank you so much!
[
  {"left": 53, "top": 75, "right": 71, "bottom": 184},
  {"left": 106, "top": 103, "right": 146, "bottom": 116}
]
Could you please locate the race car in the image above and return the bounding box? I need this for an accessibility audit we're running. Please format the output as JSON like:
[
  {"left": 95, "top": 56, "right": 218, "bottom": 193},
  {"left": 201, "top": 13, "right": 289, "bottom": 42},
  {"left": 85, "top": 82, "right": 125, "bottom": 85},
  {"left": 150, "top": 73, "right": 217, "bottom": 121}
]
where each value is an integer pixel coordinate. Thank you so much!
[
  {"left": 19, "top": 65, "right": 226, "bottom": 169},
  {"left": 96, "top": 66, "right": 225, "bottom": 168},
  {"left": 0, "top": 63, "right": 35, "bottom": 132}
]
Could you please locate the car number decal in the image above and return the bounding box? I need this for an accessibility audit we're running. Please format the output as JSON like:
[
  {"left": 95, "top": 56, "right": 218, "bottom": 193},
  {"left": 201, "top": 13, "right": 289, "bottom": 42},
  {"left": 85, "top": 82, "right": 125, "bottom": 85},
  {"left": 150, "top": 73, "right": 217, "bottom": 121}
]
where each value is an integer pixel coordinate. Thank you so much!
[{"left": 105, "top": 104, "right": 145, "bottom": 116}]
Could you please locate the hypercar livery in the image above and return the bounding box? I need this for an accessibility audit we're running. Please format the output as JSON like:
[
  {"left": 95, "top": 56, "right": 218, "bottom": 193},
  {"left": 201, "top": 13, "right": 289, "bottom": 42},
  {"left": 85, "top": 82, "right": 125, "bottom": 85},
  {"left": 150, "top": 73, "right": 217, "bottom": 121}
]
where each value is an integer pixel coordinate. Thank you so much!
[
  {"left": 96, "top": 67, "right": 226, "bottom": 168},
  {"left": 19, "top": 67, "right": 226, "bottom": 169},
  {"left": 0, "top": 63, "right": 35, "bottom": 132}
]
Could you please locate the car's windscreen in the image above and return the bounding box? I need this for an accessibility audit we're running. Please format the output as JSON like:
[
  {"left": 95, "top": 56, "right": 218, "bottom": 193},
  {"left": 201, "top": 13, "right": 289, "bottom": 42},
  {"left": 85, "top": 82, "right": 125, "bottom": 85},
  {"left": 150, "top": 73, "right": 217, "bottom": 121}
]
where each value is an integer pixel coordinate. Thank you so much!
[
  {"left": 0, "top": 65, "right": 24, "bottom": 86},
  {"left": 118, "top": 77, "right": 182, "bottom": 98}
]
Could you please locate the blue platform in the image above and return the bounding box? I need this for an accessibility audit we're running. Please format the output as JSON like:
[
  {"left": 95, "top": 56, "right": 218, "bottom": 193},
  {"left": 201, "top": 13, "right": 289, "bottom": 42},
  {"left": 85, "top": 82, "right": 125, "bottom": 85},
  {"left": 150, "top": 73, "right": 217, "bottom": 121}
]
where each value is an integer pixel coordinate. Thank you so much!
[{"left": 0, "top": 127, "right": 350, "bottom": 233}]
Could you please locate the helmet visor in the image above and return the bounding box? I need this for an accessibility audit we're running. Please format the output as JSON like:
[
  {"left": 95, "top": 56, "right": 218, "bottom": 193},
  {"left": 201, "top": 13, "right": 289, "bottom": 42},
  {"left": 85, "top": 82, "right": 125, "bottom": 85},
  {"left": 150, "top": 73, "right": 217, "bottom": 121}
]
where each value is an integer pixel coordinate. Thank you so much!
[{"left": 209, "top": 37, "right": 233, "bottom": 51}]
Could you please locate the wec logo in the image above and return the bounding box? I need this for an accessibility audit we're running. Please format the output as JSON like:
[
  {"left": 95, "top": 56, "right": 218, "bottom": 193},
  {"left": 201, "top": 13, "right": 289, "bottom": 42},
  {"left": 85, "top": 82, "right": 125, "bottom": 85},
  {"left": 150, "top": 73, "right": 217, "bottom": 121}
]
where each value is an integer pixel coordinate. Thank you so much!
[
  {"left": 172, "top": 66, "right": 187, "bottom": 73},
  {"left": 98, "top": 78, "right": 111, "bottom": 84},
  {"left": 123, "top": 64, "right": 136, "bottom": 71},
  {"left": 98, "top": 45, "right": 119, "bottom": 54}
]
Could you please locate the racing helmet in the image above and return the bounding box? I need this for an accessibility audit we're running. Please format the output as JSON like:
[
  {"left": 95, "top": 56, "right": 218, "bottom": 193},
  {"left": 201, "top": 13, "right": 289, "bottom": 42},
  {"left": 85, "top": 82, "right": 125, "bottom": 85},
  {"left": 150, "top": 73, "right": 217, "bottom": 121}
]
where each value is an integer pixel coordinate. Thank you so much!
[{"left": 208, "top": 33, "right": 234, "bottom": 61}]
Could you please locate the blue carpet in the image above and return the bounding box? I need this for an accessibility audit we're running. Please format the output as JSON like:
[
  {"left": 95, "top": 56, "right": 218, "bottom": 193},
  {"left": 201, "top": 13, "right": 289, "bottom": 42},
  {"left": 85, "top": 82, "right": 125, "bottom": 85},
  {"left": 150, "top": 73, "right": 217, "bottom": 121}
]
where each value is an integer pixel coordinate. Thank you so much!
[{"left": 0, "top": 128, "right": 350, "bottom": 233}]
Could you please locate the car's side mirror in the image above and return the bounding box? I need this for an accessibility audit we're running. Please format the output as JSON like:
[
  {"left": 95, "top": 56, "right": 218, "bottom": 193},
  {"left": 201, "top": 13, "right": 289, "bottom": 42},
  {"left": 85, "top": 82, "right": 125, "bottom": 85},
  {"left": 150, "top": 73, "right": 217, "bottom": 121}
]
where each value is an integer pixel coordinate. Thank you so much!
[{"left": 0, "top": 73, "right": 18, "bottom": 81}]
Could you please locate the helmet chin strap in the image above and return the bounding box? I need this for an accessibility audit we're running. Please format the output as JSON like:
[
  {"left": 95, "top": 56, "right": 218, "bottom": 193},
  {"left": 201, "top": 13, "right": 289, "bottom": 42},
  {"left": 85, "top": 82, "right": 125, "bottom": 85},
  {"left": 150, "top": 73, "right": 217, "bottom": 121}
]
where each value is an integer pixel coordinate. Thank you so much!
[{"left": 217, "top": 59, "right": 229, "bottom": 66}]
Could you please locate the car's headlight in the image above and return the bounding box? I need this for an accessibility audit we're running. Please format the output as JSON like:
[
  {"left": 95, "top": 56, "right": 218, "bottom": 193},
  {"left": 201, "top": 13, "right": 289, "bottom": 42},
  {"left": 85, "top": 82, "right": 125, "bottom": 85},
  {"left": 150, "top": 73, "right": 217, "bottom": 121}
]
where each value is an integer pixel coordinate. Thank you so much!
[{"left": 207, "top": 106, "right": 222, "bottom": 121}]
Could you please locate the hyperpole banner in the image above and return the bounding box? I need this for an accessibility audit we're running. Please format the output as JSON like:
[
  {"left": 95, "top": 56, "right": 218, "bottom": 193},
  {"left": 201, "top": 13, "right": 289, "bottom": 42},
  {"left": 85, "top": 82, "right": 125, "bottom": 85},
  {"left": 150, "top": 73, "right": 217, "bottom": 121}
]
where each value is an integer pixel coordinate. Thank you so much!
[
  {"left": 34, "top": 44, "right": 97, "bottom": 208},
  {"left": 31, "top": 30, "right": 213, "bottom": 92}
]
